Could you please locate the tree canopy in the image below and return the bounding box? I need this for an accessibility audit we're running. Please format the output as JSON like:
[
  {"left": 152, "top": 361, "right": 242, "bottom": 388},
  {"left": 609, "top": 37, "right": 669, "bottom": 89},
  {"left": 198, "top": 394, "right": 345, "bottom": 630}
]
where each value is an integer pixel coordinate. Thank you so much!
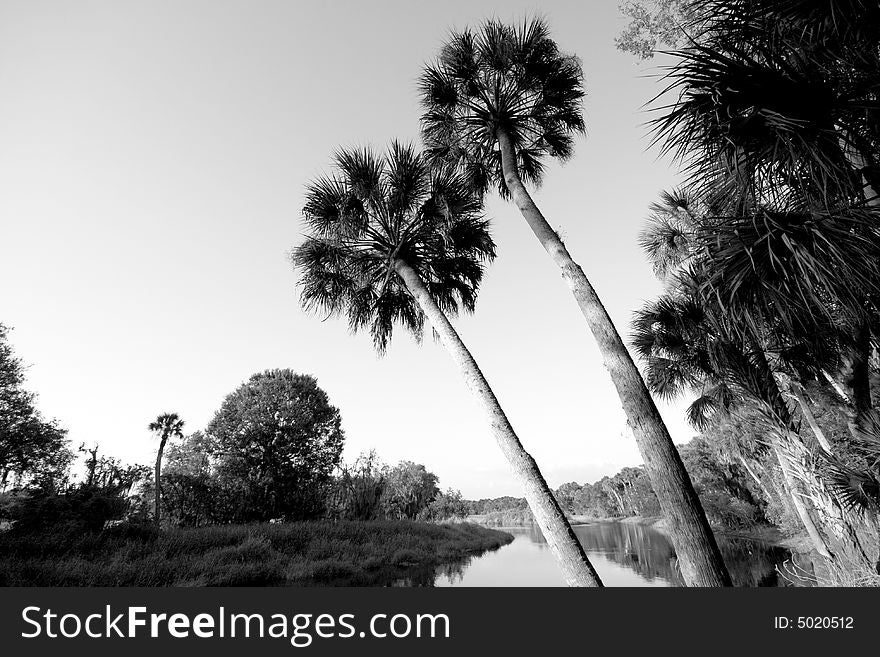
[
  {"left": 207, "top": 369, "right": 345, "bottom": 520},
  {"left": 0, "top": 324, "right": 72, "bottom": 491}
]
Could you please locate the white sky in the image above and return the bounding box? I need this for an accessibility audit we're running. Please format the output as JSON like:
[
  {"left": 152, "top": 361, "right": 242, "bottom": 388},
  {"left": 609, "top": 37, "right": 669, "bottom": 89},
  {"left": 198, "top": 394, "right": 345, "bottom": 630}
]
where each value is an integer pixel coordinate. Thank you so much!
[{"left": 0, "top": 0, "right": 695, "bottom": 498}]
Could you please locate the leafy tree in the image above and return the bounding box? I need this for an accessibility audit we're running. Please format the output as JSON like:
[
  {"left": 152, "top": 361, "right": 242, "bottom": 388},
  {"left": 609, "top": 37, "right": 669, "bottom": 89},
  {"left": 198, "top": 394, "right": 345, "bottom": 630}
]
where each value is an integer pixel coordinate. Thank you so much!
[
  {"left": 148, "top": 413, "right": 184, "bottom": 525},
  {"left": 326, "top": 451, "right": 386, "bottom": 521},
  {"left": 419, "top": 17, "right": 729, "bottom": 587},
  {"left": 7, "top": 445, "right": 149, "bottom": 533},
  {"left": 380, "top": 460, "right": 439, "bottom": 520},
  {"left": 0, "top": 324, "right": 72, "bottom": 491},
  {"left": 679, "top": 435, "right": 765, "bottom": 529},
  {"left": 160, "top": 431, "right": 220, "bottom": 526},
  {"left": 292, "top": 142, "right": 602, "bottom": 586},
  {"left": 424, "top": 488, "right": 468, "bottom": 521},
  {"left": 207, "top": 369, "right": 344, "bottom": 521},
  {"left": 616, "top": 0, "right": 697, "bottom": 59}
]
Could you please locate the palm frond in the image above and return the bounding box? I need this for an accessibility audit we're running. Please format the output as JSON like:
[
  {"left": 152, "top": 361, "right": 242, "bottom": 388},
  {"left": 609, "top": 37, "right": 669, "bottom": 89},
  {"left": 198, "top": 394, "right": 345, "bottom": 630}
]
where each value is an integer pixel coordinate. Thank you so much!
[
  {"left": 293, "top": 143, "right": 495, "bottom": 353},
  {"left": 419, "top": 17, "right": 584, "bottom": 197}
]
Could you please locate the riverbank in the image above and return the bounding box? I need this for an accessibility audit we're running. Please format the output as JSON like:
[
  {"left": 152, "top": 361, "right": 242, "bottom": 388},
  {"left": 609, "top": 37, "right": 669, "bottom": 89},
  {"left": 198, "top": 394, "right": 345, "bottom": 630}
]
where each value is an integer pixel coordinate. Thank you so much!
[
  {"left": 606, "top": 515, "right": 814, "bottom": 552},
  {"left": 468, "top": 511, "right": 811, "bottom": 553},
  {"left": 0, "top": 520, "right": 513, "bottom": 586}
]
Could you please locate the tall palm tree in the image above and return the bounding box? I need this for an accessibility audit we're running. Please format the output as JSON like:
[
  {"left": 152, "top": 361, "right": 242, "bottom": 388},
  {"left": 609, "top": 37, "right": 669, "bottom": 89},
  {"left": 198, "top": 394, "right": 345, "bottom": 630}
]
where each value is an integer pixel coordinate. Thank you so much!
[
  {"left": 148, "top": 412, "right": 185, "bottom": 526},
  {"left": 419, "top": 17, "right": 730, "bottom": 586},
  {"left": 292, "top": 142, "right": 602, "bottom": 586}
]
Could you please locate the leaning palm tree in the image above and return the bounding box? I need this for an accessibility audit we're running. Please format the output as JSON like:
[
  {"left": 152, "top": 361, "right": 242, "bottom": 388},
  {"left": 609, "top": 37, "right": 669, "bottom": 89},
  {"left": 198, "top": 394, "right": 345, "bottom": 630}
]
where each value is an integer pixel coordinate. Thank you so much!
[
  {"left": 292, "top": 142, "right": 602, "bottom": 586},
  {"left": 419, "top": 17, "right": 730, "bottom": 586},
  {"left": 148, "top": 412, "right": 185, "bottom": 526}
]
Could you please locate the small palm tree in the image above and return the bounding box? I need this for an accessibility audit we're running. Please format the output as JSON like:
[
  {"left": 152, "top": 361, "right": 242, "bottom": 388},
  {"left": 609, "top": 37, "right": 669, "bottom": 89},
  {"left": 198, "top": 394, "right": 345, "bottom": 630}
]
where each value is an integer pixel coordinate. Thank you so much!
[
  {"left": 292, "top": 142, "right": 602, "bottom": 586},
  {"left": 148, "top": 412, "right": 185, "bottom": 526},
  {"left": 419, "top": 17, "right": 730, "bottom": 586}
]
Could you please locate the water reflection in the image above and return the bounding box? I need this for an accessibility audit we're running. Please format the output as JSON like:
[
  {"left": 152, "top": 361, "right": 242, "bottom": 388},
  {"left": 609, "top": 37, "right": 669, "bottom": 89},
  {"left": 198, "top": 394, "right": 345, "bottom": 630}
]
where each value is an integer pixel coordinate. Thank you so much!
[{"left": 430, "top": 522, "right": 801, "bottom": 587}]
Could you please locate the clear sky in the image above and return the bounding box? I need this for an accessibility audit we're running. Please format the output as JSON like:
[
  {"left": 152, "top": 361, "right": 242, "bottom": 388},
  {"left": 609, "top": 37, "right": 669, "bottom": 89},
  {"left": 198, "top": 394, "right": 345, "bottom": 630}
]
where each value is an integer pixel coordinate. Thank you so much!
[{"left": 0, "top": 0, "right": 693, "bottom": 498}]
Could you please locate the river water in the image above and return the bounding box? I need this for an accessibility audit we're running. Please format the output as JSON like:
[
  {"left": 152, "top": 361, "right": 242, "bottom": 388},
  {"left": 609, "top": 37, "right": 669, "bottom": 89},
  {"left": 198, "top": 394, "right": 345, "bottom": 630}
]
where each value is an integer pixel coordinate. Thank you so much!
[{"left": 426, "top": 522, "right": 802, "bottom": 587}]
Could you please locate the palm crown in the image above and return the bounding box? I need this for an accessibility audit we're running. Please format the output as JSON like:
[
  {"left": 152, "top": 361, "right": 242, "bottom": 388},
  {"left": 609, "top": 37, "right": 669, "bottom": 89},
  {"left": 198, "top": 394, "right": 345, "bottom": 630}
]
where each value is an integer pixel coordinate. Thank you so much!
[
  {"left": 419, "top": 17, "right": 585, "bottom": 196},
  {"left": 292, "top": 142, "right": 495, "bottom": 351},
  {"left": 653, "top": 0, "right": 880, "bottom": 203},
  {"left": 148, "top": 413, "right": 184, "bottom": 441}
]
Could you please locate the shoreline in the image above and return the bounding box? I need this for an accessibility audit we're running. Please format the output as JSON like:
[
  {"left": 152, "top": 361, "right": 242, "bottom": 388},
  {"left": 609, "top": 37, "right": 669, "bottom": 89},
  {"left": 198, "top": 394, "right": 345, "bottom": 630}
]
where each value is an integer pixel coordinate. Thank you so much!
[
  {"left": 469, "top": 512, "right": 812, "bottom": 553},
  {"left": 573, "top": 514, "right": 811, "bottom": 552}
]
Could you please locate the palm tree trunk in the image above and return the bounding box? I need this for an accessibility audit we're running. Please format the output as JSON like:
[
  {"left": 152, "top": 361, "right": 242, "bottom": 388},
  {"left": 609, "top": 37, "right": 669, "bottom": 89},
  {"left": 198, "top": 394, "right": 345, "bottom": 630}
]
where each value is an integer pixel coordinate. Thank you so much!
[
  {"left": 790, "top": 383, "right": 833, "bottom": 454},
  {"left": 394, "top": 259, "right": 603, "bottom": 587},
  {"left": 737, "top": 455, "right": 773, "bottom": 503},
  {"left": 495, "top": 128, "right": 730, "bottom": 587},
  {"left": 821, "top": 369, "right": 852, "bottom": 405},
  {"left": 845, "top": 322, "right": 873, "bottom": 434},
  {"left": 770, "top": 437, "right": 836, "bottom": 562},
  {"left": 155, "top": 436, "right": 167, "bottom": 526},
  {"left": 843, "top": 147, "right": 876, "bottom": 434}
]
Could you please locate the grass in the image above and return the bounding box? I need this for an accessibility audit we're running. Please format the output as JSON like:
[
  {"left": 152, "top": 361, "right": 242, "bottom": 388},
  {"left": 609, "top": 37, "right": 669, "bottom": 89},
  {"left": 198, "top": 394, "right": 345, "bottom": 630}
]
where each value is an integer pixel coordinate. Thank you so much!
[{"left": 0, "top": 520, "right": 513, "bottom": 586}]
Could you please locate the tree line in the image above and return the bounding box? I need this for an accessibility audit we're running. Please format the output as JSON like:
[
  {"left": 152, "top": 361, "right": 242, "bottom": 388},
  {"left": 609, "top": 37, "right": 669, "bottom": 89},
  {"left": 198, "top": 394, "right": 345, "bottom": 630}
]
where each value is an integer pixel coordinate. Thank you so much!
[{"left": 0, "top": 343, "right": 466, "bottom": 532}]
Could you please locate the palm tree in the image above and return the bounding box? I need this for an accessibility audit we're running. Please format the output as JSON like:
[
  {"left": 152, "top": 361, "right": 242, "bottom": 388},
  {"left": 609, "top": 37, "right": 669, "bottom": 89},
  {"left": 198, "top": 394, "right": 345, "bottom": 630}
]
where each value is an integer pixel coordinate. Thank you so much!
[
  {"left": 634, "top": 206, "right": 877, "bottom": 572},
  {"left": 419, "top": 17, "right": 730, "bottom": 586},
  {"left": 292, "top": 142, "right": 602, "bottom": 586},
  {"left": 653, "top": 0, "right": 880, "bottom": 432},
  {"left": 148, "top": 412, "right": 184, "bottom": 526}
]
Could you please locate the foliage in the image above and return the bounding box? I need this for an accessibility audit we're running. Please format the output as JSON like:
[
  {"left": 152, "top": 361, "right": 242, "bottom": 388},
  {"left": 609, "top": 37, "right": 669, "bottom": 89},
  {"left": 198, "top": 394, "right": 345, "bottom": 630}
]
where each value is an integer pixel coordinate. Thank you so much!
[
  {"left": 423, "top": 488, "right": 468, "bottom": 522},
  {"left": 148, "top": 414, "right": 184, "bottom": 445},
  {"left": 0, "top": 324, "right": 73, "bottom": 491},
  {"left": 616, "top": 0, "right": 698, "bottom": 59},
  {"left": 419, "top": 17, "right": 584, "bottom": 197},
  {"left": 0, "top": 520, "right": 512, "bottom": 586},
  {"left": 292, "top": 142, "right": 495, "bottom": 352},
  {"left": 4, "top": 445, "right": 149, "bottom": 533},
  {"left": 637, "top": 1, "right": 880, "bottom": 562},
  {"left": 380, "top": 460, "right": 440, "bottom": 520},
  {"left": 325, "top": 450, "right": 386, "bottom": 521},
  {"left": 207, "top": 369, "right": 345, "bottom": 521}
]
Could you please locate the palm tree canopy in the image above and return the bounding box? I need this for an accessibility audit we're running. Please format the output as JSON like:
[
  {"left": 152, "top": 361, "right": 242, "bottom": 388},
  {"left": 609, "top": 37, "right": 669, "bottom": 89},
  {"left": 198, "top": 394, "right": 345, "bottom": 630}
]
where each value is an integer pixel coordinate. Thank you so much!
[
  {"left": 419, "top": 17, "right": 585, "bottom": 196},
  {"left": 640, "top": 187, "right": 880, "bottom": 372},
  {"left": 652, "top": 0, "right": 880, "bottom": 203},
  {"left": 148, "top": 413, "right": 185, "bottom": 441},
  {"left": 631, "top": 286, "right": 792, "bottom": 430},
  {"left": 292, "top": 142, "right": 495, "bottom": 352}
]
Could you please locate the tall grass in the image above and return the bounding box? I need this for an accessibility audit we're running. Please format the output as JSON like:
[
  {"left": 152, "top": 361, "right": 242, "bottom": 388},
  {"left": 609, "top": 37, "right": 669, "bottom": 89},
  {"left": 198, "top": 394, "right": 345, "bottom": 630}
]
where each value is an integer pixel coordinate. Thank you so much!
[{"left": 0, "top": 520, "right": 512, "bottom": 586}]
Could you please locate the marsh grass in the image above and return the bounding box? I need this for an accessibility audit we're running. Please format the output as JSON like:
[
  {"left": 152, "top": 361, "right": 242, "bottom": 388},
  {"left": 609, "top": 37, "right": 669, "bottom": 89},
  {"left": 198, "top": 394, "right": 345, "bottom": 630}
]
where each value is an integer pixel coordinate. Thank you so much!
[{"left": 0, "top": 520, "right": 512, "bottom": 586}]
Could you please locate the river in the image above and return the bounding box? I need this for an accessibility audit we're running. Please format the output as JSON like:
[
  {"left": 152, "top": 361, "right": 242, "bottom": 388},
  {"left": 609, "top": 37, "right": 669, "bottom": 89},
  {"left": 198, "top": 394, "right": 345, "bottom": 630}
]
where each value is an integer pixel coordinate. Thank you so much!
[{"left": 423, "top": 522, "right": 806, "bottom": 587}]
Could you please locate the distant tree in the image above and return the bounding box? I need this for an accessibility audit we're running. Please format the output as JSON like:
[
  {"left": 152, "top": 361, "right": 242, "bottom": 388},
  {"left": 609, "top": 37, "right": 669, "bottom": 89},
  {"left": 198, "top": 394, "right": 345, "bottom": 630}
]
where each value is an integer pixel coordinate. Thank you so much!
[
  {"left": 381, "top": 461, "right": 440, "bottom": 520},
  {"left": 327, "top": 451, "right": 386, "bottom": 521},
  {"left": 161, "top": 431, "right": 219, "bottom": 526},
  {"left": 555, "top": 482, "right": 583, "bottom": 515},
  {"left": 424, "top": 488, "right": 468, "bottom": 521},
  {"left": 207, "top": 370, "right": 344, "bottom": 521},
  {"left": 148, "top": 413, "right": 184, "bottom": 526},
  {"left": 679, "top": 436, "right": 764, "bottom": 529},
  {"left": 0, "top": 324, "right": 72, "bottom": 491}
]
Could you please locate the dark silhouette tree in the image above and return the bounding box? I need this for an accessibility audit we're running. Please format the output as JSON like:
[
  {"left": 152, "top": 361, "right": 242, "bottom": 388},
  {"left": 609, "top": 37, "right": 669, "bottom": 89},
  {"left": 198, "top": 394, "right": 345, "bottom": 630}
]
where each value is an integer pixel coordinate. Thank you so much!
[
  {"left": 207, "top": 370, "right": 344, "bottom": 521},
  {"left": 148, "top": 412, "right": 184, "bottom": 525}
]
